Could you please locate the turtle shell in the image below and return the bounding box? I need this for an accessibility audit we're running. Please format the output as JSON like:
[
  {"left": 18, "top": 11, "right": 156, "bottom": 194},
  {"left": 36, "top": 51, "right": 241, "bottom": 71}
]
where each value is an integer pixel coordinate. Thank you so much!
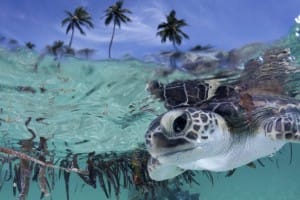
[
  {"left": 147, "top": 79, "right": 213, "bottom": 109},
  {"left": 148, "top": 47, "right": 297, "bottom": 109},
  {"left": 147, "top": 47, "right": 300, "bottom": 134}
]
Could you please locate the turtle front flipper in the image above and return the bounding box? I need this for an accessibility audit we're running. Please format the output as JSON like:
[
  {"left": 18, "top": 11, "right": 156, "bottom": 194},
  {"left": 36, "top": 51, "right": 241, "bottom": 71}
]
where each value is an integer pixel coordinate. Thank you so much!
[
  {"left": 263, "top": 110, "right": 300, "bottom": 143},
  {"left": 147, "top": 157, "right": 185, "bottom": 181}
]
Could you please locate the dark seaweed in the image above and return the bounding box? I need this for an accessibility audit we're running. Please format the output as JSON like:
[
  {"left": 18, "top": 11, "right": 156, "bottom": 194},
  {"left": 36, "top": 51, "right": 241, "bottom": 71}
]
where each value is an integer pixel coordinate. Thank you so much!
[{"left": 10, "top": 133, "right": 293, "bottom": 200}]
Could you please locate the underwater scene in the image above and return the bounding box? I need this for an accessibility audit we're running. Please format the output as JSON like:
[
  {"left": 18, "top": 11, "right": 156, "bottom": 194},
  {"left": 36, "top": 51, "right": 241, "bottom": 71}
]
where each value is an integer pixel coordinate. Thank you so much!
[{"left": 2, "top": 0, "right": 300, "bottom": 200}]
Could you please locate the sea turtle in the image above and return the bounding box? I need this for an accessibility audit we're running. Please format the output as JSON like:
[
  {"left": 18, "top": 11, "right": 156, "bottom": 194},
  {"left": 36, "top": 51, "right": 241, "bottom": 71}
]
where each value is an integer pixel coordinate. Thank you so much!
[{"left": 145, "top": 47, "right": 300, "bottom": 181}]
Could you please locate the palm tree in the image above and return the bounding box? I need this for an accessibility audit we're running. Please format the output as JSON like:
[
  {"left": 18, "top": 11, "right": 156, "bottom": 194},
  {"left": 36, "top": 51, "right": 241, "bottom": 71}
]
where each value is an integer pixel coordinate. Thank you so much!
[
  {"left": 9, "top": 39, "right": 18, "bottom": 45},
  {"left": 157, "top": 10, "right": 189, "bottom": 51},
  {"left": 62, "top": 6, "right": 94, "bottom": 48},
  {"left": 25, "top": 42, "right": 35, "bottom": 50},
  {"left": 64, "top": 45, "right": 75, "bottom": 56},
  {"left": 46, "top": 40, "right": 65, "bottom": 58},
  {"left": 190, "top": 44, "right": 213, "bottom": 51},
  {"left": 77, "top": 48, "right": 96, "bottom": 59},
  {"left": 104, "top": 0, "right": 132, "bottom": 58},
  {"left": 45, "top": 40, "right": 67, "bottom": 69}
]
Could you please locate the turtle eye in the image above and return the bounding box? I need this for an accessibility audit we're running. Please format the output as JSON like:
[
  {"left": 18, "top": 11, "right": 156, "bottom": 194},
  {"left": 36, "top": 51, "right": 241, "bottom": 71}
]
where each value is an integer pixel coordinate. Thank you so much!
[{"left": 173, "top": 113, "right": 188, "bottom": 133}]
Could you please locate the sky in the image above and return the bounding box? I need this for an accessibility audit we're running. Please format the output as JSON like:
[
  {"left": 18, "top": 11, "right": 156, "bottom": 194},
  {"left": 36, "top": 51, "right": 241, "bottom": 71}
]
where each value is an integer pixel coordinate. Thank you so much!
[{"left": 1, "top": 0, "right": 300, "bottom": 58}]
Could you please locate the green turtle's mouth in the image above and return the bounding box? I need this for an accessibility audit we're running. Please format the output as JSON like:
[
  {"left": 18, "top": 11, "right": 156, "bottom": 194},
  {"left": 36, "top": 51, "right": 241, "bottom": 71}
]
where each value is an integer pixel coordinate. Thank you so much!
[
  {"left": 146, "top": 128, "right": 201, "bottom": 160},
  {"left": 158, "top": 146, "right": 198, "bottom": 157},
  {"left": 154, "top": 144, "right": 203, "bottom": 165}
]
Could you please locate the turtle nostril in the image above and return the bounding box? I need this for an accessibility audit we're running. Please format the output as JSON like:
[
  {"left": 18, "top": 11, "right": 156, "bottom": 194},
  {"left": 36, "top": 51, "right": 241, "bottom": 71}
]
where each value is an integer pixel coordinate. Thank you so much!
[{"left": 173, "top": 113, "right": 188, "bottom": 133}]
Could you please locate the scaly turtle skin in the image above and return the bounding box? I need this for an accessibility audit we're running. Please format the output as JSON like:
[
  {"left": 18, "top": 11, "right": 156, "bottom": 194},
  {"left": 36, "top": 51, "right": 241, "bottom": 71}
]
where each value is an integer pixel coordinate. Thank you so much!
[{"left": 145, "top": 47, "right": 300, "bottom": 181}]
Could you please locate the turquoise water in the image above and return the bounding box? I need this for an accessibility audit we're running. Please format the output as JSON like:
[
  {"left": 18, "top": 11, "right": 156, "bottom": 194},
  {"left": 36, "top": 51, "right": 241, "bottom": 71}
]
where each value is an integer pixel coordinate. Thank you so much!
[
  {"left": 1, "top": 145, "right": 300, "bottom": 200},
  {"left": 1, "top": 25, "right": 300, "bottom": 199}
]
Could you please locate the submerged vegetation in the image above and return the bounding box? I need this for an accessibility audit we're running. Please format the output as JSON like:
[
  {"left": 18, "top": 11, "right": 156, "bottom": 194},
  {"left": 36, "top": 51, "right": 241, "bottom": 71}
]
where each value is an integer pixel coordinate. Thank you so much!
[
  {"left": 0, "top": 113, "right": 295, "bottom": 199},
  {"left": 0, "top": 134, "right": 202, "bottom": 200}
]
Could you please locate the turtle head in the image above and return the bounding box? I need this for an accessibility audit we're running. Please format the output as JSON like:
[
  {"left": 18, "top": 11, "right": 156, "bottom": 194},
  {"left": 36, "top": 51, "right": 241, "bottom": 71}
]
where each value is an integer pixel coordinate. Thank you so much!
[{"left": 145, "top": 108, "right": 231, "bottom": 165}]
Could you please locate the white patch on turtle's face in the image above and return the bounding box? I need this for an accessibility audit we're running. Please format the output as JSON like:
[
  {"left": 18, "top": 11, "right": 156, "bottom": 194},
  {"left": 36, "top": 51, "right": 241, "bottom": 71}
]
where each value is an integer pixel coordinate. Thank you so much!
[
  {"left": 147, "top": 157, "right": 185, "bottom": 181},
  {"left": 145, "top": 108, "right": 231, "bottom": 165}
]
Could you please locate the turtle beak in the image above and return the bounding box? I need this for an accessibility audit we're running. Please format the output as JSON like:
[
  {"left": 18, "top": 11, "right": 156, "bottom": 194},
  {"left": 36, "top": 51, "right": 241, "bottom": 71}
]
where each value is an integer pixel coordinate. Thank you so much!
[
  {"left": 145, "top": 128, "right": 194, "bottom": 158},
  {"left": 145, "top": 109, "right": 196, "bottom": 158}
]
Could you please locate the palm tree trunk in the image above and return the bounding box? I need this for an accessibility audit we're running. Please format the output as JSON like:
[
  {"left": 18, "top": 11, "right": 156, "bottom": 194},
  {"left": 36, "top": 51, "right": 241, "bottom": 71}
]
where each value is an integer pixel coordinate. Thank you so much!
[
  {"left": 108, "top": 23, "right": 116, "bottom": 59},
  {"left": 69, "top": 28, "right": 74, "bottom": 48},
  {"left": 172, "top": 41, "right": 178, "bottom": 52}
]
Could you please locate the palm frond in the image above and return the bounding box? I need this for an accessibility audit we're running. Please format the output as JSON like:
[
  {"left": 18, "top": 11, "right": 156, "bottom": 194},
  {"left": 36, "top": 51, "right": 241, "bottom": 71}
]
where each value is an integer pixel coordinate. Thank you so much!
[
  {"left": 61, "top": 17, "right": 71, "bottom": 26},
  {"left": 118, "top": 13, "right": 131, "bottom": 23},
  {"left": 105, "top": 14, "right": 113, "bottom": 25},
  {"left": 156, "top": 9, "right": 189, "bottom": 50},
  {"left": 80, "top": 18, "right": 94, "bottom": 28},
  {"left": 170, "top": 10, "right": 176, "bottom": 16},
  {"left": 114, "top": 18, "right": 121, "bottom": 28},
  {"left": 116, "top": 0, "right": 123, "bottom": 8},
  {"left": 157, "top": 31, "right": 168, "bottom": 43},
  {"left": 157, "top": 22, "right": 168, "bottom": 30},
  {"left": 103, "top": 0, "right": 131, "bottom": 27},
  {"left": 66, "top": 23, "right": 73, "bottom": 34},
  {"left": 61, "top": 6, "right": 93, "bottom": 47},
  {"left": 174, "top": 34, "right": 182, "bottom": 45},
  {"left": 177, "top": 19, "right": 188, "bottom": 27},
  {"left": 178, "top": 29, "right": 189, "bottom": 39},
  {"left": 75, "top": 22, "right": 86, "bottom": 35},
  {"left": 64, "top": 10, "right": 73, "bottom": 17},
  {"left": 120, "top": 8, "right": 132, "bottom": 14}
]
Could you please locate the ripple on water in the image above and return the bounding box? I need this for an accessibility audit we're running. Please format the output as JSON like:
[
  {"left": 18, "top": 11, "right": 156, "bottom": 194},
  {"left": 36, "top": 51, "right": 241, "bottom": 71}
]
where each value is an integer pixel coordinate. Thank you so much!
[{"left": 0, "top": 49, "right": 193, "bottom": 155}]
